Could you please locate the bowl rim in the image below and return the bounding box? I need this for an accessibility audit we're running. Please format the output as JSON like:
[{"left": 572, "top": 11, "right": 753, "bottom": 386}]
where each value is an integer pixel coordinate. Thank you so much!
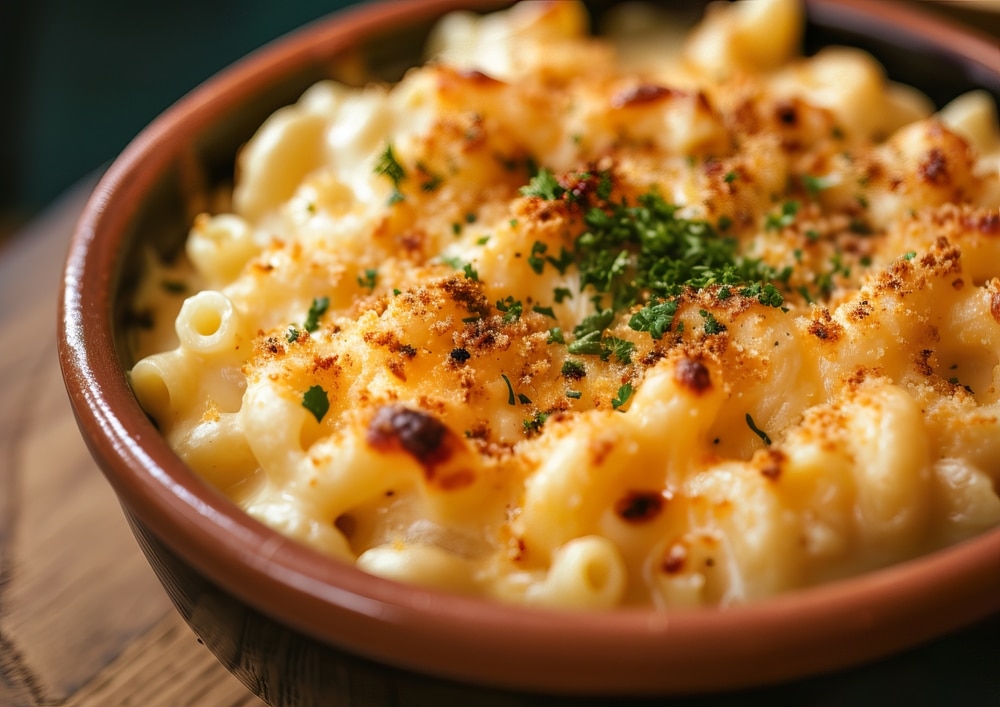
[{"left": 58, "top": 0, "right": 1000, "bottom": 695}]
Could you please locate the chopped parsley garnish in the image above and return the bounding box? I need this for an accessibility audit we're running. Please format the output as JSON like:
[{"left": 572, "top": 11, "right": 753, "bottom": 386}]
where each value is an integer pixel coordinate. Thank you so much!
[
  {"left": 547, "top": 327, "right": 566, "bottom": 344},
  {"left": 357, "top": 268, "right": 377, "bottom": 291},
  {"left": 566, "top": 389, "right": 583, "bottom": 399},
  {"left": 520, "top": 168, "right": 565, "bottom": 200},
  {"left": 903, "top": 251, "right": 917, "bottom": 261},
  {"left": 304, "top": 296, "right": 329, "bottom": 332},
  {"left": 511, "top": 182, "right": 788, "bottom": 348},
  {"left": 463, "top": 263, "right": 479, "bottom": 281},
  {"left": 612, "top": 383, "right": 634, "bottom": 410},
  {"left": 465, "top": 212, "right": 478, "bottom": 224},
  {"left": 302, "top": 385, "right": 330, "bottom": 423},
  {"left": 374, "top": 143, "right": 406, "bottom": 204},
  {"left": 517, "top": 393, "right": 532, "bottom": 405},
  {"left": 724, "top": 170, "right": 738, "bottom": 184},
  {"left": 578, "top": 191, "right": 785, "bottom": 313},
  {"left": 286, "top": 326, "right": 300, "bottom": 343},
  {"left": 745, "top": 413, "right": 772, "bottom": 446},
  {"left": 553, "top": 287, "right": 573, "bottom": 303},
  {"left": 533, "top": 304, "right": 556, "bottom": 319}
]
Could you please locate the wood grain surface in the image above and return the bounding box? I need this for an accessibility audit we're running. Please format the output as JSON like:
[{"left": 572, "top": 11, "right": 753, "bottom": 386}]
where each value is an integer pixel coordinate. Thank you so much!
[
  {"left": 2, "top": 178, "right": 998, "bottom": 707},
  {"left": 0, "top": 178, "right": 264, "bottom": 707}
]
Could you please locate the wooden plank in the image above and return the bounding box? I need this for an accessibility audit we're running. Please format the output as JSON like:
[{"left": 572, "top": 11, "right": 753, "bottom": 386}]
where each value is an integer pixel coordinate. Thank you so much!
[
  {"left": 67, "top": 612, "right": 264, "bottom": 707},
  {"left": 0, "top": 179, "right": 180, "bottom": 703}
]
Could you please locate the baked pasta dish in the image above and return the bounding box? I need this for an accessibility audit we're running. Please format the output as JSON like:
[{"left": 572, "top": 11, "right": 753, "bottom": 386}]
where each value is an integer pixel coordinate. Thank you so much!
[{"left": 128, "top": 0, "right": 1000, "bottom": 609}]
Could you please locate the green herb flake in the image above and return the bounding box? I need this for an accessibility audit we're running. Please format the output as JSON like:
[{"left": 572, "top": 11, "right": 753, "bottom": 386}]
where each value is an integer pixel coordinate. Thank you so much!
[
  {"left": 523, "top": 411, "right": 549, "bottom": 436},
  {"left": 903, "top": 251, "right": 917, "bottom": 261},
  {"left": 533, "top": 304, "right": 556, "bottom": 319},
  {"left": 528, "top": 241, "right": 547, "bottom": 274},
  {"left": 517, "top": 393, "right": 532, "bottom": 405},
  {"left": 802, "top": 174, "right": 834, "bottom": 196},
  {"left": 357, "top": 268, "right": 377, "bottom": 291},
  {"left": 463, "top": 262, "right": 479, "bottom": 281},
  {"left": 612, "top": 383, "right": 634, "bottom": 410},
  {"left": 745, "top": 413, "right": 772, "bottom": 446},
  {"left": 161, "top": 279, "right": 187, "bottom": 294},
  {"left": 519, "top": 168, "right": 565, "bottom": 200},
  {"left": 374, "top": 143, "right": 406, "bottom": 204},
  {"left": 567, "top": 331, "right": 604, "bottom": 356},
  {"left": 302, "top": 385, "right": 330, "bottom": 423},
  {"left": 724, "top": 170, "right": 738, "bottom": 184},
  {"left": 452, "top": 222, "right": 462, "bottom": 236},
  {"left": 304, "top": 296, "right": 330, "bottom": 333},
  {"left": 561, "top": 359, "right": 586, "bottom": 379},
  {"left": 500, "top": 374, "right": 516, "bottom": 405},
  {"left": 603, "top": 336, "right": 635, "bottom": 364},
  {"left": 596, "top": 170, "right": 613, "bottom": 201},
  {"left": 700, "top": 309, "right": 725, "bottom": 335},
  {"left": 476, "top": 235, "right": 491, "bottom": 245},
  {"left": 496, "top": 296, "right": 523, "bottom": 324},
  {"left": 546, "top": 247, "right": 575, "bottom": 275},
  {"left": 547, "top": 327, "right": 565, "bottom": 344},
  {"left": 765, "top": 200, "right": 800, "bottom": 231},
  {"left": 629, "top": 299, "right": 679, "bottom": 340},
  {"left": 554, "top": 287, "right": 573, "bottom": 303},
  {"left": 286, "top": 326, "right": 300, "bottom": 343},
  {"left": 566, "top": 389, "right": 583, "bottom": 399}
]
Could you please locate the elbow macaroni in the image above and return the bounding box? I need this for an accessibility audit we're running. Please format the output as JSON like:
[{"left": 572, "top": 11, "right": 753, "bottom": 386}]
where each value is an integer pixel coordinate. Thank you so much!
[{"left": 128, "top": 0, "right": 1000, "bottom": 609}]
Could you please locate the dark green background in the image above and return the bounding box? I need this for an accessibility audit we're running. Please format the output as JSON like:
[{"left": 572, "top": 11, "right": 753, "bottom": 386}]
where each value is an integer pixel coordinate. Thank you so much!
[{"left": 0, "top": 0, "right": 365, "bottom": 221}]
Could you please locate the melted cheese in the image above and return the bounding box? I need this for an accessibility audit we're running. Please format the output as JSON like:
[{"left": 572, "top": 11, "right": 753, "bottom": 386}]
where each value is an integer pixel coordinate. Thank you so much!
[{"left": 129, "top": 0, "right": 1000, "bottom": 608}]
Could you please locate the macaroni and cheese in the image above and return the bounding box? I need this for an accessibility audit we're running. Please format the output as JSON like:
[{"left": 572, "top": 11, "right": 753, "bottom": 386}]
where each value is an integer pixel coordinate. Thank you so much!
[{"left": 128, "top": 0, "right": 1000, "bottom": 609}]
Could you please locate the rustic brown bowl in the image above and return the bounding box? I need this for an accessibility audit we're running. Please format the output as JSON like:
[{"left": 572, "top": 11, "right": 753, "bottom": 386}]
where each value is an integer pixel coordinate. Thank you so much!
[{"left": 58, "top": 1, "right": 1000, "bottom": 705}]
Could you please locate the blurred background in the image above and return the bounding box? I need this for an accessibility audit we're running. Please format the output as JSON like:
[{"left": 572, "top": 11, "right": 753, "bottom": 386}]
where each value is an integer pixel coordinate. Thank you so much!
[
  {"left": 0, "top": 0, "right": 997, "bottom": 243},
  {"left": 0, "top": 0, "right": 365, "bottom": 240}
]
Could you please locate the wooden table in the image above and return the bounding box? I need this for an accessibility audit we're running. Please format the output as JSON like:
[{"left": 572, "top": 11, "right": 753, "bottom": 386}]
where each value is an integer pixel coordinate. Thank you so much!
[
  {"left": 0, "top": 178, "right": 264, "bottom": 707},
  {"left": 1, "top": 178, "right": 998, "bottom": 706}
]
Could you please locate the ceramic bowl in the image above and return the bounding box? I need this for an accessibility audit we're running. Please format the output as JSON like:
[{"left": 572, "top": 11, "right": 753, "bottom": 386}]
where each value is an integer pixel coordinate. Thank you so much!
[{"left": 58, "top": 1, "right": 1000, "bottom": 705}]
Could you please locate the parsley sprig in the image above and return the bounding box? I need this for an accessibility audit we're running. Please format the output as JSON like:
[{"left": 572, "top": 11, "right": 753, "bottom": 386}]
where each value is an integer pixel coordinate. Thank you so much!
[
  {"left": 374, "top": 143, "right": 406, "bottom": 204},
  {"left": 565, "top": 191, "right": 786, "bottom": 343}
]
